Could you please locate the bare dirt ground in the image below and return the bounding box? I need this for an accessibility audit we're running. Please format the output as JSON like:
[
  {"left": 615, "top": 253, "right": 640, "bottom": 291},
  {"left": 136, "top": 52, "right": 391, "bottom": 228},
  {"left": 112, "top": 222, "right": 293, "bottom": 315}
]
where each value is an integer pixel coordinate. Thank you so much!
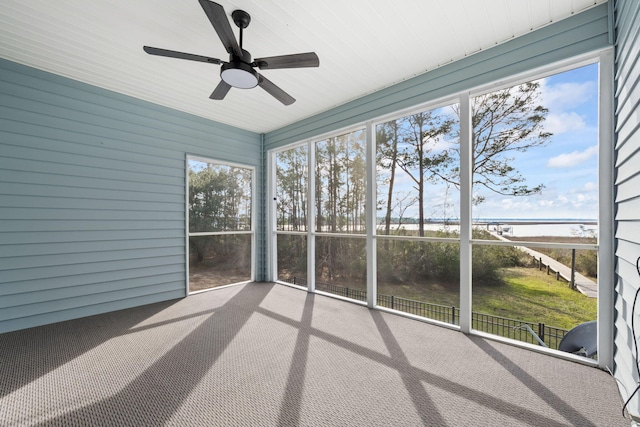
[{"left": 189, "top": 265, "right": 251, "bottom": 292}]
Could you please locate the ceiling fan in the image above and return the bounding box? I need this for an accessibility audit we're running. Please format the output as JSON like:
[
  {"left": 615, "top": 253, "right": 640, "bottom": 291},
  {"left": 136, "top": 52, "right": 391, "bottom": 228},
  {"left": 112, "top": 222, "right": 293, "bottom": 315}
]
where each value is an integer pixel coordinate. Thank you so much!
[{"left": 143, "top": 0, "right": 319, "bottom": 106}]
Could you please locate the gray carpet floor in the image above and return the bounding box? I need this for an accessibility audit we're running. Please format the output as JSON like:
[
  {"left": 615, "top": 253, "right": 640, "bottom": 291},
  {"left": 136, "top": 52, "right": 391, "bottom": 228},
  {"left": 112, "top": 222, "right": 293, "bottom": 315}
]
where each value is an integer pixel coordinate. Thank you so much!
[{"left": 0, "top": 282, "right": 628, "bottom": 426}]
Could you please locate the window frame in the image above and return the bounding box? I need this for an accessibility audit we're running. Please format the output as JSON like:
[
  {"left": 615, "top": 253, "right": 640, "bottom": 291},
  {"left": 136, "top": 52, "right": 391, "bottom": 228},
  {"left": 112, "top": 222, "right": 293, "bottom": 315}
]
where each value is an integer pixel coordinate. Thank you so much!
[
  {"left": 267, "top": 49, "right": 614, "bottom": 367},
  {"left": 185, "top": 155, "right": 256, "bottom": 294}
]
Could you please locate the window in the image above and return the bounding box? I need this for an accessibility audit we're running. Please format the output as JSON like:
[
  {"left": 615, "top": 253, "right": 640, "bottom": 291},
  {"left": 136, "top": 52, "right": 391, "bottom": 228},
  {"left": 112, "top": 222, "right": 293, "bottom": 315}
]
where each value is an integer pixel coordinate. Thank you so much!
[
  {"left": 313, "top": 130, "right": 367, "bottom": 300},
  {"left": 315, "top": 131, "right": 366, "bottom": 235},
  {"left": 375, "top": 102, "right": 461, "bottom": 324},
  {"left": 272, "top": 129, "right": 368, "bottom": 301},
  {"left": 274, "top": 145, "right": 308, "bottom": 284},
  {"left": 469, "top": 64, "right": 599, "bottom": 354},
  {"left": 187, "top": 157, "right": 254, "bottom": 292},
  {"left": 268, "top": 55, "right": 610, "bottom": 362}
]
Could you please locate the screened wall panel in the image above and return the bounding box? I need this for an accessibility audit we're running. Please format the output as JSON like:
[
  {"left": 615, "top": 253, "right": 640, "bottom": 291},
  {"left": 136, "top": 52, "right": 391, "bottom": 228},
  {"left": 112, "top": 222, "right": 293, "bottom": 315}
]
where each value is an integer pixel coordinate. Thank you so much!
[
  {"left": 0, "top": 58, "right": 260, "bottom": 333},
  {"left": 265, "top": 3, "right": 612, "bottom": 356},
  {"left": 187, "top": 158, "right": 255, "bottom": 292}
]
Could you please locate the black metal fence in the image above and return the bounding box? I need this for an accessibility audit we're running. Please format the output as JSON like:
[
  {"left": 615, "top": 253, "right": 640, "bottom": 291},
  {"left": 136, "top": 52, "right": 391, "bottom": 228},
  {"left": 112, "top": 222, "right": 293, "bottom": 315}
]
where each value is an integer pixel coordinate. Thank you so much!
[
  {"left": 315, "top": 281, "right": 367, "bottom": 301},
  {"left": 472, "top": 312, "right": 568, "bottom": 350},
  {"left": 293, "top": 277, "right": 367, "bottom": 301},
  {"left": 291, "top": 277, "right": 569, "bottom": 350},
  {"left": 377, "top": 294, "right": 459, "bottom": 325}
]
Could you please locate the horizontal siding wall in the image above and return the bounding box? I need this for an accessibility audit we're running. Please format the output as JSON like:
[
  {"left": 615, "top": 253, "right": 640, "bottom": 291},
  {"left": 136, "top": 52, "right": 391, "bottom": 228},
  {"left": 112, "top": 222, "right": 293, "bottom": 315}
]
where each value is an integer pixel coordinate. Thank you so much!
[
  {"left": 613, "top": 0, "right": 640, "bottom": 419},
  {"left": 264, "top": 3, "right": 610, "bottom": 149},
  {"left": 0, "top": 58, "right": 260, "bottom": 333}
]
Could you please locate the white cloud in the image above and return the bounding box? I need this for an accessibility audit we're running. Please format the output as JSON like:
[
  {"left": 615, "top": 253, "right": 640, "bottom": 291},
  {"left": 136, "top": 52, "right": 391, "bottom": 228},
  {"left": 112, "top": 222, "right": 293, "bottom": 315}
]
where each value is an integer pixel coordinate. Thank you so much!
[
  {"left": 547, "top": 145, "right": 598, "bottom": 168},
  {"left": 538, "top": 79, "right": 595, "bottom": 110},
  {"left": 425, "top": 136, "right": 455, "bottom": 153},
  {"left": 544, "top": 112, "right": 586, "bottom": 134},
  {"left": 499, "top": 198, "right": 534, "bottom": 211},
  {"left": 473, "top": 183, "right": 598, "bottom": 218}
]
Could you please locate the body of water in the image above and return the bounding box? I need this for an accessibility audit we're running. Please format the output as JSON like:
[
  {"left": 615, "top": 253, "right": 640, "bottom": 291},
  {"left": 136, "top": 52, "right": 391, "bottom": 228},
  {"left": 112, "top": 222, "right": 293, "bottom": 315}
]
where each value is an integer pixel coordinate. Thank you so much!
[
  {"left": 485, "top": 223, "right": 597, "bottom": 237},
  {"left": 382, "top": 219, "right": 598, "bottom": 237}
]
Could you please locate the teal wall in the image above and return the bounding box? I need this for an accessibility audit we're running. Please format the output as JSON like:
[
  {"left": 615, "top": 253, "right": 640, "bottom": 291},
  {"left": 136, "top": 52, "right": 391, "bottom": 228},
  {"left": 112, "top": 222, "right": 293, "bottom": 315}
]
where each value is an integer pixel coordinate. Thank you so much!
[
  {"left": 0, "top": 58, "right": 261, "bottom": 333},
  {"left": 613, "top": 0, "right": 640, "bottom": 419}
]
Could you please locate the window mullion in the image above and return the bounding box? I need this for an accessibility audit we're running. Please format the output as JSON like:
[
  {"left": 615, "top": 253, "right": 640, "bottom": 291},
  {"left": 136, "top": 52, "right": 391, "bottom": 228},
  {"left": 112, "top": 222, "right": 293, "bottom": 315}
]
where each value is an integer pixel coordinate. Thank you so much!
[
  {"left": 365, "top": 121, "right": 376, "bottom": 308},
  {"left": 459, "top": 92, "right": 472, "bottom": 333},
  {"left": 307, "top": 139, "right": 316, "bottom": 293},
  {"left": 597, "top": 48, "right": 614, "bottom": 369}
]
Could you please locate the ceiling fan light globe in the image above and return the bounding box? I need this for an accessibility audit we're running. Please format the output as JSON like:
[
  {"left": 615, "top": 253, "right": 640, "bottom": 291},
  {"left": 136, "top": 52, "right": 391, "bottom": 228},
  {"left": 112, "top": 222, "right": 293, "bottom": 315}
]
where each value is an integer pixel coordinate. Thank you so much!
[{"left": 221, "top": 62, "right": 258, "bottom": 89}]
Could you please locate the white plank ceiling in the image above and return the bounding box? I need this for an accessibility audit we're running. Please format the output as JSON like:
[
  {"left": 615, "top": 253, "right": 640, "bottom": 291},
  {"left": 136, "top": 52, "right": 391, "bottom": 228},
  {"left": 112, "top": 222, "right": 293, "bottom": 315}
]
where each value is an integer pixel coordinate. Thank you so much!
[{"left": 0, "top": 0, "right": 606, "bottom": 133}]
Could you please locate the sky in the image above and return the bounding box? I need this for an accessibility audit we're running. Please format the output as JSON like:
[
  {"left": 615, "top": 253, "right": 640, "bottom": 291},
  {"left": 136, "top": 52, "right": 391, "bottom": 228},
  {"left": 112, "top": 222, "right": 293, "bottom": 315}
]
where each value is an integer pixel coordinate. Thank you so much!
[
  {"left": 409, "top": 62, "right": 600, "bottom": 221},
  {"left": 274, "top": 63, "right": 600, "bottom": 223},
  {"left": 474, "top": 63, "right": 599, "bottom": 220}
]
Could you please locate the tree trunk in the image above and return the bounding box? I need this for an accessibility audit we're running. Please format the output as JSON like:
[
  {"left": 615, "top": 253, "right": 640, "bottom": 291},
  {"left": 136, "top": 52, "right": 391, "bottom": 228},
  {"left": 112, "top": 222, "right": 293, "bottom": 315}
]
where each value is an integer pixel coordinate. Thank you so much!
[{"left": 384, "top": 122, "right": 399, "bottom": 249}]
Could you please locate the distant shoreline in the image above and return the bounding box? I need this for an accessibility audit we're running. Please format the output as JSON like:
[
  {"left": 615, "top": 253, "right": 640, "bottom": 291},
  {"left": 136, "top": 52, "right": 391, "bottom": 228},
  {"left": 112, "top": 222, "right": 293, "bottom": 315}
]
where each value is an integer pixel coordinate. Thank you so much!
[
  {"left": 376, "top": 219, "right": 598, "bottom": 237},
  {"left": 474, "top": 220, "right": 598, "bottom": 225},
  {"left": 418, "top": 219, "right": 598, "bottom": 226}
]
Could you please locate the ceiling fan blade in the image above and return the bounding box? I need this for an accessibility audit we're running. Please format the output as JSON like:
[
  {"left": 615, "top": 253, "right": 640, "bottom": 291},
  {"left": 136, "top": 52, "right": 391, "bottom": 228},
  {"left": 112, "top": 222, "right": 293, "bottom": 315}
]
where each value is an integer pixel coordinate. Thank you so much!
[
  {"left": 198, "top": 0, "right": 242, "bottom": 57},
  {"left": 143, "top": 46, "right": 223, "bottom": 64},
  {"left": 210, "top": 80, "right": 232, "bottom": 100},
  {"left": 258, "top": 74, "right": 295, "bottom": 106},
  {"left": 254, "top": 52, "right": 319, "bottom": 70}
]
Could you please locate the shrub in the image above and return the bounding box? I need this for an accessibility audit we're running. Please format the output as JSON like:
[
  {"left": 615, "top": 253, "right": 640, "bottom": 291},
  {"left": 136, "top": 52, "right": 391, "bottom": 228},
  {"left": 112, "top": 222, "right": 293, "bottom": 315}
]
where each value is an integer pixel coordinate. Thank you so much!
[
  {"left": 577, "top": 251, "right": 598, "bottom": 278},
  {"left": 471, "top": 229, "right": 521, "bottom": 285}
]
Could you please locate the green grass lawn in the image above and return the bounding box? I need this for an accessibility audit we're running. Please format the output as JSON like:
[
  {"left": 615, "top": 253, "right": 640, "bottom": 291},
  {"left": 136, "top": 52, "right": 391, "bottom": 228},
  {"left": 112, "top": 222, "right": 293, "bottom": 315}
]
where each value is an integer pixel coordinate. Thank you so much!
[
  {"left": 377, "top": 281, "right": 460, "bottom": 307},
  {"left": 473, "top": 267, "right": 597, "bottom": 330},
  {"left": 377, "top": 266, "right": 596, "bottom": 331}
]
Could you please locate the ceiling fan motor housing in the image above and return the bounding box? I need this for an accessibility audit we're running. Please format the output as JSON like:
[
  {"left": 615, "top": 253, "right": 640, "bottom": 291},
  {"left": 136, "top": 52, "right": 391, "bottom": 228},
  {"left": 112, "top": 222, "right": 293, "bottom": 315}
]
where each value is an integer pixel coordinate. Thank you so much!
[{"left": 221, "top": 49, "right": 258, "bottom": 89}]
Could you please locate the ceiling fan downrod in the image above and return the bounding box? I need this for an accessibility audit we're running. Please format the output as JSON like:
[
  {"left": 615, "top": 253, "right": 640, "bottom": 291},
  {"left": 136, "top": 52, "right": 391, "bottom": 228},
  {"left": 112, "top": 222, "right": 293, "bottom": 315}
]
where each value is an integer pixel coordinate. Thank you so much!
[{"left": 231, "top": 10, "right": 251, "bottom": 49}]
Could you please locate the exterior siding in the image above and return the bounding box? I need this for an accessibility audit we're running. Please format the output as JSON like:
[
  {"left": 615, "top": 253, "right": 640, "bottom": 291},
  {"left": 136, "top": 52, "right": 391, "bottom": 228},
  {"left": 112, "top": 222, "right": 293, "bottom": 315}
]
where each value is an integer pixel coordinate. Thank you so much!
[
  {"left": 613, "top": 0, "right": 640, "bottom": 419},
  {"left": 264, "top": 3, "right": 610, "bottom": 150},
  {"left": 0, "top": 58, "right": 260, "bottom": 333}
]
